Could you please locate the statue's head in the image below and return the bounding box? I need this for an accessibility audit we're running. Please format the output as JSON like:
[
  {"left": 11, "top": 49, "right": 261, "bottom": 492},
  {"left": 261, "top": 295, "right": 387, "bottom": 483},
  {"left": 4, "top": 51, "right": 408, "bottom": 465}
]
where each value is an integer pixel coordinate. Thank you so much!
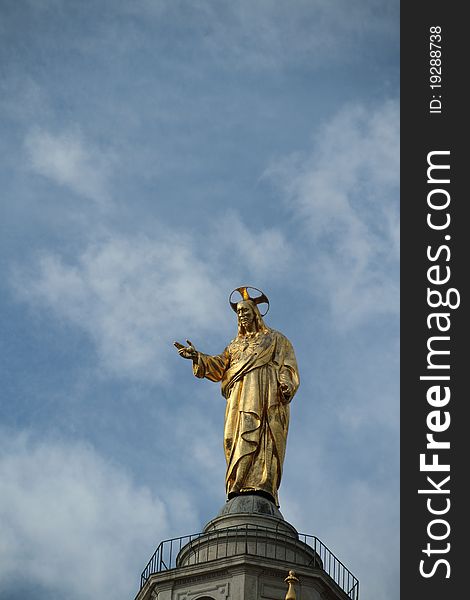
[
  {"left": 237, "top": 300, "right": 256, "bottom": 328},
  {"left": 236, "top": 300, "right": 268, "bottom": 335},
  {"left": 229, "top": 286, "right": 270, "bottom": 336}
]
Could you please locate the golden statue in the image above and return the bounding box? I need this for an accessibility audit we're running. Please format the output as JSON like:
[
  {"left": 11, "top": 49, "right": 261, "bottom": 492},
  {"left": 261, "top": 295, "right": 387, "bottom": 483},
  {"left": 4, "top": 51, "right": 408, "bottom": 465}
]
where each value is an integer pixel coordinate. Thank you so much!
[{"left": 174, "top": 286, "right": 299, "bottom": 506}]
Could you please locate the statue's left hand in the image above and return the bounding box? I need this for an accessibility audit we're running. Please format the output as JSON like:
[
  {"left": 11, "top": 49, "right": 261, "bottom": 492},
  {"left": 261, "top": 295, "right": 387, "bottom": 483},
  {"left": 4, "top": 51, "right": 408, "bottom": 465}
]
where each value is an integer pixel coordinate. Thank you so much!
[{"left": 280, "top": 382, "right": 292, "bottom": 402}]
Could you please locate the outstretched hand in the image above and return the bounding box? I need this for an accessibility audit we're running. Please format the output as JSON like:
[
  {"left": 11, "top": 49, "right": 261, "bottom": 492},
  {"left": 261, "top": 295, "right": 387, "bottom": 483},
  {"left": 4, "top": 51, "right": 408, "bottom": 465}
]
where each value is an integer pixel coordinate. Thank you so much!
[{"left": 173, "top": 339, "right": 198, "bottom": 360}]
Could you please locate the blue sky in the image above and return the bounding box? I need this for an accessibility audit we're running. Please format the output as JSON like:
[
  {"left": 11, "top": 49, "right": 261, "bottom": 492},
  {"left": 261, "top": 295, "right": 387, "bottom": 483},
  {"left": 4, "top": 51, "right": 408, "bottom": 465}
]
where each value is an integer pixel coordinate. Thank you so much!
[{"left": 0, "top": 2, "right": 399, "bottom": 599}]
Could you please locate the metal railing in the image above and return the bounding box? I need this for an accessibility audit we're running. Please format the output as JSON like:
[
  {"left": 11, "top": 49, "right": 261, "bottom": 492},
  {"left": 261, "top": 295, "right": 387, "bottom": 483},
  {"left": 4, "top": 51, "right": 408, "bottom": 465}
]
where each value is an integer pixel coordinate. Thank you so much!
[{"left": 139, "top": 523, "right": 359, "bottom": 600}]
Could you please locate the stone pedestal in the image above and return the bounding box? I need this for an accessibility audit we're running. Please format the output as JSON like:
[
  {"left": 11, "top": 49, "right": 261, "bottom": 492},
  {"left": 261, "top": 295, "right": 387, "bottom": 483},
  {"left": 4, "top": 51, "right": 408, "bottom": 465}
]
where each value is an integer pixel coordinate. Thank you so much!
[{"left": 135, "top": 495, "right": 357, "bottom": 600}]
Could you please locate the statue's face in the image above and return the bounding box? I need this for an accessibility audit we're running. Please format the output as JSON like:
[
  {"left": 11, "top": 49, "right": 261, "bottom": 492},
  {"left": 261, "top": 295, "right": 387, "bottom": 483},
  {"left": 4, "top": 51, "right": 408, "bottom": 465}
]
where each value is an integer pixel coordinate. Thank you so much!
[{"left": 237, "top": 301, "right": 256, "bottom": 329}]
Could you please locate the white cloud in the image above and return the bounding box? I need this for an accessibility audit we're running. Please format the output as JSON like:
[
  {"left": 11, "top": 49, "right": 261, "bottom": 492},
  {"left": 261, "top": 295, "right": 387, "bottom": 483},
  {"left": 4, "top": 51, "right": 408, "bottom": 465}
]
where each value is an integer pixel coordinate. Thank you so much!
[
  {"left": 0, "top": 431, "right": 180, "bottom": 600},
  {"left": 267, "top": 99, "right": 399, "bottom": 328},
  {"left": 282, "top": 446, "right": 399, "bottom": 600},
  {"left": 12, "top": 232, "right": 228, "bottom": 382},
  {"left": 24, "top": 128, "right": 114, "bottom": 204},
  {"left": 10, "top": 215, "right": 291, "bottom": 382},
  {"left": 210, "top": 211, "right": 292, "bottom": 280}
]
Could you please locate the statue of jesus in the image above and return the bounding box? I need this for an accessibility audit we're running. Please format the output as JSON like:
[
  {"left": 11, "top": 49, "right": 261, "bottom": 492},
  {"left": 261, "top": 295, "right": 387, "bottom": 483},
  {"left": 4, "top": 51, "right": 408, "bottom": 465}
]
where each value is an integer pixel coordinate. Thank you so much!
[{"left": 174, "top": 286, "right": 299, "bottom": 506}]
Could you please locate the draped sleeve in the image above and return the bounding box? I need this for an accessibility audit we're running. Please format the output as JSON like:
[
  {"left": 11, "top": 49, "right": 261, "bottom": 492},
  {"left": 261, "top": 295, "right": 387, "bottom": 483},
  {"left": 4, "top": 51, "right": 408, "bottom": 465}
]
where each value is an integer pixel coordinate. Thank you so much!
[
  {"left": 273, "top": 332, "right": 300, "bottom": 402},
  {"left": 193, "top": 349, "right": 230, "bottom": 382}
]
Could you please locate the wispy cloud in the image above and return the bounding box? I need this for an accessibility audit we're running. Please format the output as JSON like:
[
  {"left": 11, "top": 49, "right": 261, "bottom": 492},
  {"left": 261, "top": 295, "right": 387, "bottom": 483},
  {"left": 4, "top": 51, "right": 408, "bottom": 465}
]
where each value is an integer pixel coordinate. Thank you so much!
[
  {"left": 0, "top": 431, "right": 181, "bottom": 600},
  {"left": 123, "top": 0, "right": 398, "bottom": 70},
  {"left": 267, "top": 99, "right": 399, "bottom": 328},
  {"left": 282, "top": 440, "right": 399, "bottom": 600},
  {"left": 11, "top": 232, "right": 227, "bottom": 381},
  {"left": 10, "top": 200, "right": 295, "bottom": 382},
  {"left": 209, "top": 211, "right": 292, "bottom": 280},
  {"left": 24, "top": 128, "right": 114, "bottom": 204},
  {"left": 204, "top": 0, "right": 397, "bottom": 68},
  {"left": 300, "top": 480, "right": 398, "bottom": 600},
  {"left": 2, "top": 4, "right": 398, "bottom": 600}
]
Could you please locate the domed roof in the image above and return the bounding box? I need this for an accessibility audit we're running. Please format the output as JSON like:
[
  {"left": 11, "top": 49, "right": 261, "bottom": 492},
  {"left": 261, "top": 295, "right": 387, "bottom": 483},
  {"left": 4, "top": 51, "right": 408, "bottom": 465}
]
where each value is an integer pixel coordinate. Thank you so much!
[{"left": 217, "top": 494, "right": 285, "bottom": 519}]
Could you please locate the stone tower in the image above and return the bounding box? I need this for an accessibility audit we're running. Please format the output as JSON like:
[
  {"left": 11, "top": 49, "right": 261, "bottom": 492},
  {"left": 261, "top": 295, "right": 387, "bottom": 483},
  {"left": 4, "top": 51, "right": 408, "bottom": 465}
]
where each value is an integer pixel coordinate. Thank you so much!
[{"left": 134, "top": 494, "right": 358, "bottom": 600}]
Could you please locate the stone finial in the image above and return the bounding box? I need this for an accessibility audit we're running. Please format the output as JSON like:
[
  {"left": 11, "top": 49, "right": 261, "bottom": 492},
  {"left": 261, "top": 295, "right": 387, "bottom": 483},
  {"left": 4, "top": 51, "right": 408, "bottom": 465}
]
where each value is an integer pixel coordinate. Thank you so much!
[{"left": 284, "top": 570, "right": 299, "bottom": 600}]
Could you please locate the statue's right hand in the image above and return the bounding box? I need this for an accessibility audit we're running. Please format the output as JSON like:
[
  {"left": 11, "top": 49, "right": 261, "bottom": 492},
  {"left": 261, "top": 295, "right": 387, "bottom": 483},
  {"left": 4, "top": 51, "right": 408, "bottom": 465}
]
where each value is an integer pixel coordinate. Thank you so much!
[{"left": 173, "top": 340, "right": 198, "bottom": 360}]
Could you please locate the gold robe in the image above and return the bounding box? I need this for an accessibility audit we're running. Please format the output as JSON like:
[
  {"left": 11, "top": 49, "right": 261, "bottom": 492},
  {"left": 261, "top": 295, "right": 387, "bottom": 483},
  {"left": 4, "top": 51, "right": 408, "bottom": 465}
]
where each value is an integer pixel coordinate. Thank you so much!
[{"left": 193, "top": 329, "right": 299, "bottom": 505}]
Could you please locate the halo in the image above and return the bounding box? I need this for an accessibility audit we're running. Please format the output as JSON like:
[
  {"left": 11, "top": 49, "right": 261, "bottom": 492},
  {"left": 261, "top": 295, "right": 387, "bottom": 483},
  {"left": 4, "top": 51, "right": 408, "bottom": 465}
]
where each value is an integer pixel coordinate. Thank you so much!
[{"left": 229, "top": 286, "right": 270, "bottom": 317}]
